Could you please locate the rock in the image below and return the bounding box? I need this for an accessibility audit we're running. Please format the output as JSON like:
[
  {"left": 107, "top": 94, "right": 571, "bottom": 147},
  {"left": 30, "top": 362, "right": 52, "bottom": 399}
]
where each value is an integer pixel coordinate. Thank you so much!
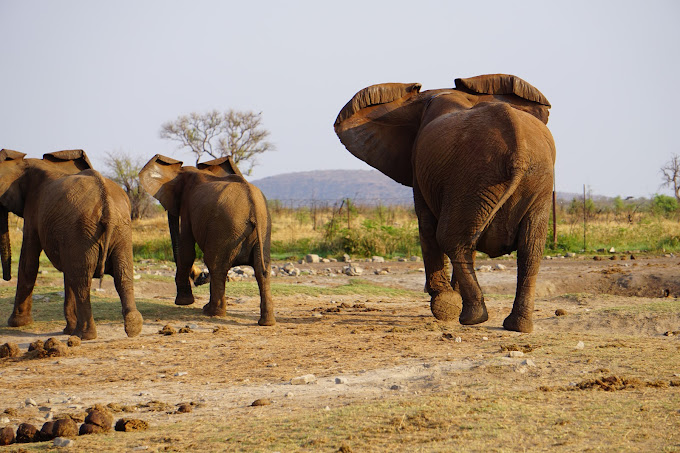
[
  {"left": 16, "top": 423, "right": 39, "bottom": 443},
  {"left": 476, "top": 265, "right": 492, "bottom": 272},
  {"left": 566, "top": 252, "right": 577, "bottom": 257},
  {"left": 251, "top": 398, "right": 272, "bottom": 407},
  {"left": 174, "top": 371, "right": 188, "bottom": 377},
  {"left": 398, "top": 257, "right": 407, "bottom": 262},
  {"left": 290, "top": 374, "right": 317, "bottom": 385},
  {"left": 410, "top": 256, "right": 421, "bottom": 262},
  {"left": 523, "top": 359, "right": 537, "bottom": 367},
  {"left": 53, "top": 437, "right": 75, "bottom": 447},
  {"left": 335, "top": 377, "right": 348, "bottom": 384},
  {"left": 455, "top": 337, "right": 462, "bottom": 343},
  {"left": 494, "top": 263, "right": 507, "bottom": 271},
  {"left": 115, "top": 419, "right": 149, "bottom": 432},
  {"left": 555, "top": 309, "right": 567, "bottom": 316},
  {"left": 0, "top": 342, "right": 20, "bottom": 358},
  {"left": 52, "top": 418, "right": 78, "bottom": 438},
  {"left": 67, "top": 336, "right": 81, "bottom": 347},
  {"left": 284, "top": 392, "right": 294, "bottom": 398},
  {"left": 25, "top": 398, "right": 38, "bottom": 407},
  {"left": 0, "top": 426, "right": 15, "bottom": 445},
  {"left": 283, "top": 262, "right": 296, "bottom": 272},
  {"left": 575, "top": 341, "right": 585, "bottom": 350},
  {"left": 508, "top": 351, "right": 525, "bottom": 358},
  {"left": 341, "top": 254, "right": 351, "bottom": 262},
  {"left": 609, "top": 247, "right": 616, "bottom": 253},
  {"left": 371, "top": 256, "right": 385, "bottom": 263},
  {"left": 305, "top": 254, "right": 320, "bottom": 263},
  {"left": 343, "top": 265, "right": 363, "bottom": 276},
  {"left": 390, "top": 384, "right": 403, "bottom": 391}
]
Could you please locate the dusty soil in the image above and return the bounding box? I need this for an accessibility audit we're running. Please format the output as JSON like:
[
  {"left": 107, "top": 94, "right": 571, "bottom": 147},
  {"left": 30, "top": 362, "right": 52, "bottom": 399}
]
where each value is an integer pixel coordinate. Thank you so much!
[{"left": 1, "top": 254, "right": 679, "bottom": 451}]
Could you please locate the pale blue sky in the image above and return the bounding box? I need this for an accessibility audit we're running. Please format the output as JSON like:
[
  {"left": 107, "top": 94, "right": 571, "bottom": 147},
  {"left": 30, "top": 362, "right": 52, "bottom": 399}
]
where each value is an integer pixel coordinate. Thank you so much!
[{"left": 1, "top": 0, "right": 678, "bottom": 197}]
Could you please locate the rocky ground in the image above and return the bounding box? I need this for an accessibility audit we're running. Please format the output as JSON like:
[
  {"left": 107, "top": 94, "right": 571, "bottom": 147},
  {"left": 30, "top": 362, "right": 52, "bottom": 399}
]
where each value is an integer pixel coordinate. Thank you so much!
[{"left": 0, "top": 254, "right": 679, "bottom": 451}]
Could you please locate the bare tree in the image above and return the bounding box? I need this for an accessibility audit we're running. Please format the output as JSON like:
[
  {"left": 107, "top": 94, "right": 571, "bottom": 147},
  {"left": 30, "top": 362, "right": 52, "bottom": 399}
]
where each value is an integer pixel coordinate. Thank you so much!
[
  {"left": 103, "top": 151, "right": 154, "bottom": 220},
  {"left": 159, "top": 109, "right": 274, "bottom": 175},
  {"left": 660, "top": 153, "right": 680, "bottom": 202}
]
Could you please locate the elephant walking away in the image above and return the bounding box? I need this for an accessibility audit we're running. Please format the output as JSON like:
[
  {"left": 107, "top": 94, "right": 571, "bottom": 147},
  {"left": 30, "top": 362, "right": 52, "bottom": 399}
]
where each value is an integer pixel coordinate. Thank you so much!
[
  {"left": 0, "top": 149, "right": 143, "bottom": 339},
  {"left": 139, "top": 154, "right": 275, "bottom": 326},
  {"left": 334, "top": 74, "right": 556, "bottom": 333}
]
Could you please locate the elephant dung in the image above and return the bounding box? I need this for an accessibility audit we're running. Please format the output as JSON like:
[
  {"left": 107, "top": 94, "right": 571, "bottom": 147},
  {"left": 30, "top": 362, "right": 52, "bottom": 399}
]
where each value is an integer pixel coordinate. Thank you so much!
[
  {"left": 84, "top": 406, "right": 113, "bottom": 431},
  {"left": 0, "top": 342, "right": 19, "bottom": 358},
  {"left": 67, "top": 336, "right": 81, "bottom": 347},
  {"left": 16, "top": 423, "right": 39, "bottom": 443},
  {"left": 251, "top": 398, "right": 272, "bottom": 407},
  {"left": 79, "top": 423, "right": 103, "bottom": 435},
  {"left": 28, "top": 340, "right": 44, "bottom": 351},
  {"left": 114, "top": 418, "right": 149, "bottom": 432},
  {"left": 0, "top": 426, "right": 15, "bottom": 445},
  {"left": 51, "top": 418, "right": 78, "bottom": 438}
]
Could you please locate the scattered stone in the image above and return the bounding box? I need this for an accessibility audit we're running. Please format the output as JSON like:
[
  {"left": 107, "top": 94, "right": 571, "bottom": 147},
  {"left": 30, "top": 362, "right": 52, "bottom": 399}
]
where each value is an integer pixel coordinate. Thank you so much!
[
  {"left": 53, "top": 437, "right": 75, "bottom": 447},
  {"left": 575, "top": 341, "right": 585, "bottom": 350},
  {"left": 0, "top": 426, "right": 14, "bottom": 445},
  {"left": 67, "top": 336, "right": 81, "bottom": 347},
  {"left": 410, "top": 256, "right": 421, "bottom": 262},
  {"left": 566, "top": 252, "right": 577, "bottom": 257},
  {"left": 305, "top": 254, "right": 320, "bottom": 263},
  {"left": 115, "top": 419, "right": 149, "bottom": 432},
  {"left": 0, "top": 342, "right": 19, "bottom": 358},
  {"left": 523, "top": 359, "right": 537, "bottom": 367},
  {"left": 290, "top": 374, "right": 317, "bottom": 385},
  {"left": 341, "top": 254, "right": 351, "bottom": 262},
  {"left": 175, "top": 371, "right": 188, "bottom": 377},
  {"left": 16, "top": 423, "right": 39, "bottom": 443},
  {"left": 371, "top": 256, "right": 385, "bottom": 263},
  {"left": 390, "top": 384, "right": 403, "bottom": 391},
  {"left": 555, "top": 309, "right": 568, "bottom": 316},
  {"left": 284, "top": 392, "right": 294, "bottom": 398},
  {"left": 343, "top": 265, "right": 363, "bottom": 276},
  {"left": 476, "top": 265, "right": 492, "bottom": 272},
  {"left": 494, "top": 263, "right": 507, "bottom": 271},
  {"left": 508, "top": 351, "right": 525, "bottom": 358},
  {"left": 25, "top": 398, "right": 37, "bottom": 407},
  {"left": 0, "top": 417, "right": 8, "bottom": 424},
  {"left": 158, "top": 325, "right": 176, "bottom": 335},
  {"left": 455, "top": 337, "right": 462, "bottom": 343},
  {"left": 335, "top": 377, "right": 348, "bottom": 384},
  {"left": 251, "top": 398, "right": 272, "bottom": 407},
  {"left": 609, "top": 247, "right": 616, "bottom": 253}
]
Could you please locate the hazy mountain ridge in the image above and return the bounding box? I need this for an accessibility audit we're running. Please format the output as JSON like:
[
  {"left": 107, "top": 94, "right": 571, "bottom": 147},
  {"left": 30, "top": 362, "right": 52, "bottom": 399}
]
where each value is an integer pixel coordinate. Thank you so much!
[{"left": 250, "top": 170, "right": 622, "bottom": 206}]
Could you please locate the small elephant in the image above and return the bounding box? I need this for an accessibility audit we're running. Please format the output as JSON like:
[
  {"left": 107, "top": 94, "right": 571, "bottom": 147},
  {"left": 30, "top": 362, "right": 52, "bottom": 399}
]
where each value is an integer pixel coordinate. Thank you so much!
[
  {"left": 334, "top": 74, "right": 556, "bottom": 333},
  {"left": 0, "top": 149, "right": 143, "bottom": 339},
  {"left": 139, "top": 154, "right": 275, "bottom": 326}
]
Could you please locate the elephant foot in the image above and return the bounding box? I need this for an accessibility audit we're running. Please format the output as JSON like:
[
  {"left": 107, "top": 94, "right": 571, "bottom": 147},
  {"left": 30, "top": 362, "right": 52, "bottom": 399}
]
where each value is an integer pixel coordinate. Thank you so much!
[
  {"left": 124, "top": 310, "right": 143, "bottom": 337},
  {"left": 75, "top": 327, "right": 97, "bottom": 341},
  {"left": 503, "top": 312, "right": 533, "bottom": 333},
  {"left": 175, "top": 293, "right": 195, "bottom": 306},
  {"left": 193, "top": 271, "right": 210, "bottom": 287},
  {"left": 8, "top": 313, "right": 33, "bottom": 328},
  {"left": 460, "top": 302, "right": 489, "bottom": 325},
  {"left": 258, "top": 315, "right": 276, "bottom": 326},
  {"left": 202, "top": 303, "right": 226, "bottom": 317},
  {"left": 430, "top": 291, "right": 462, "bottom": 322},
  {"left": 63, "top": 323, "right": 76, "bottom": 335}
]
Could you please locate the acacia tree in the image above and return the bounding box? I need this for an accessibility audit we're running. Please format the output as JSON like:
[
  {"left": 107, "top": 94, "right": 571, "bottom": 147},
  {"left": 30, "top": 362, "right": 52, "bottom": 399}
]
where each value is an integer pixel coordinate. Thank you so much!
[
  {"left": 660, "top": 153, "right": 680, "bottom": 202},
  {"left": 159, "top": 109, "right": 274, "bottom": 175},
  {"left": 103, "top": 151, "right": 154, "bottom": 220}
]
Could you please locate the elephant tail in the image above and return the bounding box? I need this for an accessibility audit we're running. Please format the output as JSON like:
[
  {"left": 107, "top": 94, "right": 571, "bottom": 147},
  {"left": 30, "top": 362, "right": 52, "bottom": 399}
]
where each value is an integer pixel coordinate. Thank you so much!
[
  {"left": 93, "top": 171, "right": 113, "bottom": 279},
  {"left": 471, "top": 166, "right": 525, "bottom": 245}
]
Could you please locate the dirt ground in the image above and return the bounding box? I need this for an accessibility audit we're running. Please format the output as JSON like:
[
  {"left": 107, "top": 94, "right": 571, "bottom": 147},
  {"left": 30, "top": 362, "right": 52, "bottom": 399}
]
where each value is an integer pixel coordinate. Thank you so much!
[{"left": 1, "top": 254, "right": 679, "bottom": 451}]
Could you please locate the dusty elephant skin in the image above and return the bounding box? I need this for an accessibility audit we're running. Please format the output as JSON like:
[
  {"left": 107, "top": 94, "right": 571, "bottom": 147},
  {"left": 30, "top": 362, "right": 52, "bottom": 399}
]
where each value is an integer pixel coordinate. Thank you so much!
[
  {"left": 139, "top": 154, "right": 275, "bottom": 326},
  {"left": 334, "top": 74, "right": 556, "bottom": 332},
  {"left": 0, "top": 149, "right": 143, "bottom": 340}
]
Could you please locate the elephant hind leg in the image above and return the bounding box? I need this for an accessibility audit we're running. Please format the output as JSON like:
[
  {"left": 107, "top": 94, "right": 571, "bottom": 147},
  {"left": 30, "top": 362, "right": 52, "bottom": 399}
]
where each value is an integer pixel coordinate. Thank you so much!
[
  {"left": 66, "top": 275, "right": 97, "bottom": 340},
  {"left": 413, "top": 184, "right": 461, "bottom": 321},
  {"left": 63, "top": 276, "right": 77, "bottom": 334},
  {"left": 503, "top": 208, "right": 549, "bottom": 333},
  {"left": 449, "top": 249, "right": 489, "bottom": 326},
  {"left": 109, "top": 247, "right": 143, "bottom": 338}
]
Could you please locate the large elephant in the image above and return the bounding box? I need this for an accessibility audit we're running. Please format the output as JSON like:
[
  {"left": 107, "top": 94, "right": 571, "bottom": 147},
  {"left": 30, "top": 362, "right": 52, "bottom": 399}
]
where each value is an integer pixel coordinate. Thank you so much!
[
  {"left": 0, "top": 149, "right": 143, "bottom": 339},
  {"left": 334, "top": 74, "right": 556, "bottom": 333},
  {"left": 139, "top": 154, "right": 275, "bottom": 326}
]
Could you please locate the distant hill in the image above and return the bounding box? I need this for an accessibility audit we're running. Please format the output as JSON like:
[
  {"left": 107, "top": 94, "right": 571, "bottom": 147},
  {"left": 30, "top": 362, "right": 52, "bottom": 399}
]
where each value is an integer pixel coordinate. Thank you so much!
[
  {"left": 250, "top": 170, "right": 413, "bottom": 206},
  {"left": 250, "top": 170, "right": 617, "bottom": 207}
]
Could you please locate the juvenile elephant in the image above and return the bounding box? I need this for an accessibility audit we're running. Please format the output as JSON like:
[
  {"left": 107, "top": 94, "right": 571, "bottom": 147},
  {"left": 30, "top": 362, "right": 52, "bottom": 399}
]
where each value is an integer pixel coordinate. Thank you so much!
[
  {"left": 334, "top": 74, "right": 556, "bottom": 333},
  {"left": 0, "top": 149, "right": 143, "bottom": 339},
  {"left": 139, "top": 154, "right": 275, "bottom": 326}
]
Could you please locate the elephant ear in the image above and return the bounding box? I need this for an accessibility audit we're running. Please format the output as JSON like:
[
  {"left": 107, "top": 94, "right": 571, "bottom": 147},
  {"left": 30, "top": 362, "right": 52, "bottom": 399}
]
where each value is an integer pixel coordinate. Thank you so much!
[
  {"left": 42, "top": 149, "right": 93, "bottom": 173},
  {"left": 0, "top": 149, "right": 27, "bottom": 162},
  {"left": 334, "top": 82, "right": 424, "bottom": 187},
  {"left": 139, "top": 154, "right": 183, "bottom": 216},
  {"left": 455, "top": 74, "right": 551, "bottom": 107},
  {"left": 196, "top": 156, "right": 244, "bottom": 178}
]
